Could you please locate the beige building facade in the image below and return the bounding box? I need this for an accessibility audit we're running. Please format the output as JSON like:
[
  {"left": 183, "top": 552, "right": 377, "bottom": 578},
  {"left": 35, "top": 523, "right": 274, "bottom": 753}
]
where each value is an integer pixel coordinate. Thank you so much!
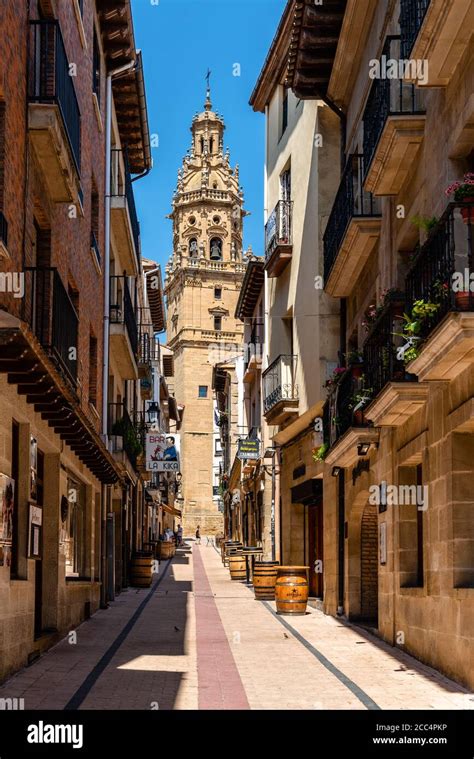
[
  {"left": 164, "top": 91, "right": 246, "bottom": 535},
  {"left": 252, "top": 0, "right": 474, "bottom": 689}
]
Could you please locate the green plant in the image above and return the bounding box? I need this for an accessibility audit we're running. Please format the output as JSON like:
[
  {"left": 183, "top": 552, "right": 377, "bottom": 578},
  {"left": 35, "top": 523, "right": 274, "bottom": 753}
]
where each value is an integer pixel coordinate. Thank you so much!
[
  {"left": 345, "top": 349, "right": 363, "bottom": 365},
  {"left": 393, "top": 299, "right": 441, "bottom": 366},
  {"left": 112, "top": 418, "right": 142, "bottom": 457},
  {"left": 411, "top": 214, "right": 439, "bottom": 234},
  {"left": 312, "top": 443, "right": 328, "bottom": 462}
]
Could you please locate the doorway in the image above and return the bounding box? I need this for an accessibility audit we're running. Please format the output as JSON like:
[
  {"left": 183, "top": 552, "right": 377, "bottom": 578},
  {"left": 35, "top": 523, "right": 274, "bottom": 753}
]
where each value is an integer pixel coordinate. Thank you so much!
[
  {"left": 308, "top": 500, "right": 324, "bottom": 598},
  {"left": 360, "top": 503, "right": 378, "bottom": 623}
]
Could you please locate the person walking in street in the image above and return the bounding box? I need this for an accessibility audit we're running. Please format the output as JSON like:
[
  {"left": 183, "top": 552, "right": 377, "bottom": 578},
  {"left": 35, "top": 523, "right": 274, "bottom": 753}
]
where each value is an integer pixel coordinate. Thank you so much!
[
  {"left": 195, "top": 525, "right": 201, "bottom": 545},
  {"left": 177, "top": 524, "right": 183, "bottom": 546}
]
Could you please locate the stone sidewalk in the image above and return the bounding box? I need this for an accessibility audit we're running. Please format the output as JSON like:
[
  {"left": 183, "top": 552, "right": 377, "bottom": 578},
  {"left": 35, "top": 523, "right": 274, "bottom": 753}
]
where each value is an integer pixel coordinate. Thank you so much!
[{"left": 0, "top": 540, "right": 471, "bottom": 710}]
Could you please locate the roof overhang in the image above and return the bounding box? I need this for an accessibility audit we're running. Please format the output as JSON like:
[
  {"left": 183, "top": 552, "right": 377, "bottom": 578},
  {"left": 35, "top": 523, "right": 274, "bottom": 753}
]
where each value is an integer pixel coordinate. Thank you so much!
[
  {"left": 145, "top": 264, "right": 165, "bottom": 333},
  {"left": 249, "top": 0, "right": 295, "bottom": 112},
  {"left": 235, "top": 259, "right": 265, "bottom": 320},
  {"left": 286, "top": 0, "right": 347, "bottom": 101},
  {"left": 97, "top": 1, "right": 151, "bottom": 173}
]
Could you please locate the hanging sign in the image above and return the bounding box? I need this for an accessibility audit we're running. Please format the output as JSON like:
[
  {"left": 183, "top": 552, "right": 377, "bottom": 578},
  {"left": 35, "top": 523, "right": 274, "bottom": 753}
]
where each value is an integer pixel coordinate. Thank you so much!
[
  {"left": 237, "top": 438, "right": 260, "bottom": 461},
  {"left": 146, "top": 433, "right": 180, "bottom": 472}
]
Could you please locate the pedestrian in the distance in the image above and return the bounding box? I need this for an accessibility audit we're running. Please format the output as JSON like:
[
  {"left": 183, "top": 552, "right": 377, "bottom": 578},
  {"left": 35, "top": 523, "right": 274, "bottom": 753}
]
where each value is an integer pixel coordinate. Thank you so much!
[
  {"left": 177, "top": 524, "right": 183, "bottom": 546},
  {"left": 195, "top": 525, "right": 201, "bottom": 545}
]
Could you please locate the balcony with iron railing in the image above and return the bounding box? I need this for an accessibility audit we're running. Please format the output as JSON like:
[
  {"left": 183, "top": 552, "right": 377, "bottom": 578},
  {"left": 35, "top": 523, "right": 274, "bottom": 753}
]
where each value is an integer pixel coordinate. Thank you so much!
[
  {"left": 108, "top": 402, "right": 143, "bottom": 470},
  {"left": 111, "top": 148, "right": 141, "bottom": 274},
  {"left": 110, "top": 275, "right": 138, "bottom": 379},
  {"left": 264, "top": 200, "right": 293, "bottom": 277},
  {"left": 363, "top": 36, "right": 425, "bottom": 196},
  {"left": 28, "top": 21, "right": 81, "bottom": 203},
  {"left": 403, "top": 201, "right": 474, "bottom": 381},
  {"left": 243, "top": 321, "right": 264, "bottom": 382},
  {"left": 262, "top": 354, "right": 299, "bottom": 425},
  {"left": 399, "top": 0, "right": 469, "bottom": 87},
  {"left": 400, "top": 0, "right": 431, "bottom": 58},
  {"left": 323, "top": 154, "right": 382, "bottom": 296},
  {"left": 22, "top": 267, "right": 79, "bottom": 386}
]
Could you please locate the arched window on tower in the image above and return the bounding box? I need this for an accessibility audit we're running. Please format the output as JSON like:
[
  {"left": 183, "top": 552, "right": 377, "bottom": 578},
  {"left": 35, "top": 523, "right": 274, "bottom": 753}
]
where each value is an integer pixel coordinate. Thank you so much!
[
  {"left": 210, "top": 136, "right": 214, "bottom": 154},
  {"left": 200, "top": 137, "right": 204, "bottom": 154},
  {"left": 189, "top": 238, "right": 198, "bottom": 257},
  {"left": 210, "top": 237, "right": 223, "bottom": 261}
]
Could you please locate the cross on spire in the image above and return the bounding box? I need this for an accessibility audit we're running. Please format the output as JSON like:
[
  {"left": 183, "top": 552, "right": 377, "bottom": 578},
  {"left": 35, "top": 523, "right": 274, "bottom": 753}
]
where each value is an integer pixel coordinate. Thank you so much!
[{"left": 205, "top": 69, "right": 212, "bottom": 110}]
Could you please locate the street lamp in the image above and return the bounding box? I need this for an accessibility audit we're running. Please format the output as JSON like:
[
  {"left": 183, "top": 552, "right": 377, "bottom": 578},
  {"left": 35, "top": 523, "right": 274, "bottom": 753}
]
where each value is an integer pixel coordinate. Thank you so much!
[{"left": 146, "top": 401, "right": 160, "bottom": 425}]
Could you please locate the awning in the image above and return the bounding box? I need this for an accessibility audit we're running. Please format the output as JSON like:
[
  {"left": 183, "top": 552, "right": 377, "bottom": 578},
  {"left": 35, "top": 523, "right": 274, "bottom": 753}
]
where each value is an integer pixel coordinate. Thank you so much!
[{"left": 163, "top": 504, "right": 182, "bottom": 517}]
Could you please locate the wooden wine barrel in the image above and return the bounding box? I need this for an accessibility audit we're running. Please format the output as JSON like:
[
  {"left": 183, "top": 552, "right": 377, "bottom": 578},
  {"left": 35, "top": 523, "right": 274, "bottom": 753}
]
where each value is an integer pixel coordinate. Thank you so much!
[
  {"left": 253, "top": 561, "right": 279, "bottom": 600},
  {"left": 275, "top": 566, "right": 309, "bottom": 615},
  {"left": 229, "top": 553, "right": 246, "bottom": 581},
  {"left": 159, "top": 541, "right": 173, "bottom": 560},
  {"left": 130, "top": 552, "right": 154, "bottom": 588},
  {"left": 224, "top": 542, "right": 242, "bottom": 567}
]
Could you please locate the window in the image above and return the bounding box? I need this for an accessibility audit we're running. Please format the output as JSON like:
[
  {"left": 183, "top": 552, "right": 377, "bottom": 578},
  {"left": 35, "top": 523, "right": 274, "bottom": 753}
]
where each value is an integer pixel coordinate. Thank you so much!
[
  {"left": 214, "top": 287, "right": 222, "bottom": 299},
  {"left": 214, "top": 315, "right": 222, "bottom": 331},
  {"left": 89, "top": 333, "right": 97, "bottom": 407},
  {"left": 198, "top": 385, "right": 208, "bottom": 398},
  {"left": 209, "top": 237, "right": 222, "bottom": 261},
  {"left": 189, "top": 237, "right": 198, "bottom": 257},
  {"left": 215, "top": 439, "right": 222, "bottom": 455},
  {"left": 281, "top": 86, "right": 289, "bottom": 136},
  {"left": 62, "top": 476, "right": 86, "bottom": 578},
  {"left": 93, "top": 28, "right": 101, "bottom": 104}
]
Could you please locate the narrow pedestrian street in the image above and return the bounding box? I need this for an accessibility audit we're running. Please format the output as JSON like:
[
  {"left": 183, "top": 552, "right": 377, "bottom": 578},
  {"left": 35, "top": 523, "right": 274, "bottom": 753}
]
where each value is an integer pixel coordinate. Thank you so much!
[{"left": 0, "top": 542, "right": 470, "bottom": 712}]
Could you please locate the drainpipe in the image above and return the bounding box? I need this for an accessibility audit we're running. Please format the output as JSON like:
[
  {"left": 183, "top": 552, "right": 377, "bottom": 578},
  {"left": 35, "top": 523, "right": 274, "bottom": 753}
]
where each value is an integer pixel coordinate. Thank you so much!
[{"left": 100, "top": 59, "right": 136, "bottom": 610}]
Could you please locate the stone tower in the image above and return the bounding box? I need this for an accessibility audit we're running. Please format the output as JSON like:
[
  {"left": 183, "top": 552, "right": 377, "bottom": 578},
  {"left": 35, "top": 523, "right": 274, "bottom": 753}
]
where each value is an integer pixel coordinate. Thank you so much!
[{"left": 164, "top": 86, "right": 246, "bottom": 535}]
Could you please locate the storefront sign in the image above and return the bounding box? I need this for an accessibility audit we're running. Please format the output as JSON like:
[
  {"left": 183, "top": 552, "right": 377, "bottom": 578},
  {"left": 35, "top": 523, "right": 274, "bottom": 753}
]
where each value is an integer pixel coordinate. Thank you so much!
[
  {"left": 237, "top": 438, "right": 260, "bottom": 460},
  {"left": 28, "top": 503, "right": 42, "bottom": 560},
  {"left": 146, "top": 432, "right": 180, "bottom": 472}
]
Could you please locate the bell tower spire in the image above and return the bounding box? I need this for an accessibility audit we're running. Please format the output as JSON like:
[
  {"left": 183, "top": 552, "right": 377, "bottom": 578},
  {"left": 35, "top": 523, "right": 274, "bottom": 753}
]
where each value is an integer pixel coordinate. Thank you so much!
[{"left": 205, "top": 68, "right": 212, "bottom": 111}]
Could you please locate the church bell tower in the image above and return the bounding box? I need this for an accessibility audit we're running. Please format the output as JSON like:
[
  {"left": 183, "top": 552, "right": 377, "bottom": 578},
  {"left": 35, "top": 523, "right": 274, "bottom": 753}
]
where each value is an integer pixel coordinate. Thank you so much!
[{"left": 164, "top": 84, "right": 247, "bottom": 534}]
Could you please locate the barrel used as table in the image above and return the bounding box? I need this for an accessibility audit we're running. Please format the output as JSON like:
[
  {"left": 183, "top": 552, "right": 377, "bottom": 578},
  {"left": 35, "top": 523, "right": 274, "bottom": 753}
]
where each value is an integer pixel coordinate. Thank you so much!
[
  {"left": 229, "top": 553, "right": 247, "bottom": 581},
  {"left": 130, "top": 552, "right": 154, "bottom": 588},
  {"left": 224, "top": 543, "right": 243, "bottom": 567},
  {"left": 253, "top": 561, "right": 279, "bottom": 600},
  {"left": 222, "top": 541, "right": 242, "bottom": 563},
  {"left": 241, "top": 547, "right": 264, "bottom": 582},
  {"left": 275, "top": 566, "right": 309, "bottom": 615}
]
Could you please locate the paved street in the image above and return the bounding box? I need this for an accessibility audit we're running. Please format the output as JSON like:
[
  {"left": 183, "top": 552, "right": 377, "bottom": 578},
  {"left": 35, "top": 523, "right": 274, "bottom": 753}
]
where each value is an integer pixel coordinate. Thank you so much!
[{"left": 0, "top": 542, "right": 471, "bottom": 711}]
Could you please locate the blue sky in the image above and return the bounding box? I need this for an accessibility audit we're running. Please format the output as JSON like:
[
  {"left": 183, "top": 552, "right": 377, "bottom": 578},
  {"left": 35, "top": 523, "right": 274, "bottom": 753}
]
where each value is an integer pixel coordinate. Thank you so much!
[{"left": 131, "top": 0, "right": 286, "bottom": 267}]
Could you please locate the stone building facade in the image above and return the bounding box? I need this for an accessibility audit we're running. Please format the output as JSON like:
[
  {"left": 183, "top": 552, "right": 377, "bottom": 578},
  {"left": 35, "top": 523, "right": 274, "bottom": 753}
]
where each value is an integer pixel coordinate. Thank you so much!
[
  {"left": 164, "top": 90, "right": 246, "bottom": 535},
  {"left": 252, "top": 0, "right": 474, "bottom": 689}
]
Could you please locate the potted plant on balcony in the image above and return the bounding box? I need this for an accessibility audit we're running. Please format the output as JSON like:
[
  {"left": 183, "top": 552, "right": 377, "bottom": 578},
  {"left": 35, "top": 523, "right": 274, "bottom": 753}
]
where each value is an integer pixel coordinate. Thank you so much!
[
  {"left": 312, "top": 442, "right": 328, "bottom": 462},
  {"left": 394, "top": 299, "right": 440, "bottom": 365},
  {"left": 345, "top": 349, "right": 364, "bottom": 379},
  {"left": 324, "top": 366, "right": 346, "bottom": 391},
  {"left": 349, "top": 379, "right": 373, "bottom": 426},
  {"left": 445, "top": 173, "right": 474, "bottom": 223}
]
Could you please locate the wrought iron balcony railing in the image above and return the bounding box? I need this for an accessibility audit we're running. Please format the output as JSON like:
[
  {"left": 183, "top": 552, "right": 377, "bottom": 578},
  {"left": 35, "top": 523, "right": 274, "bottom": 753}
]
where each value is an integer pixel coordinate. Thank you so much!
[
  {"left": 363, "top": 36, "right": 425, "bottom": 183},
  {"left": 400, "top": 0, "right": 432, "bottom": 58},
  {"left": 265, "top": 200, "right": 293, "bottom": 263},
  {"left": 405, "top": 201, "right": 474, "bottom": 339},
  {"left": 138, "top": 326, "right": 160, "bottom": 366},
  {"left": 262, "top": 354, "right": 298, "bottom": 414},
  {"left": 29, "top": 21, "right": 81, "bottom": 173},
  {"left": 110, "top": 275, "right": 138, "bottom": 356},
  {"left": 324, "top": 153, "right": 381, "bottom": 282},
  {"left": 111, "top": 148, "right": 140, "bottom": 261},
  {"left": 23, "top": 267, "right": 79, "bottom": 385},
  {"left": 363, "top": 292, "right": 408, "bottom": 398},
  {"left": 244, "top": 320, "right": 264, "bottom": 375},
  {"left": 326, "top": 367, "right": 366, "bottom": 449}
]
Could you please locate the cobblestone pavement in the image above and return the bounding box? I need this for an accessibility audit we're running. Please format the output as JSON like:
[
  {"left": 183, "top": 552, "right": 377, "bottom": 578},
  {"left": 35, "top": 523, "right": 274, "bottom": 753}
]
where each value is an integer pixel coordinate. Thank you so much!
[{"left": 0, "top": 541, "right": 471, "bottom": 711}]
